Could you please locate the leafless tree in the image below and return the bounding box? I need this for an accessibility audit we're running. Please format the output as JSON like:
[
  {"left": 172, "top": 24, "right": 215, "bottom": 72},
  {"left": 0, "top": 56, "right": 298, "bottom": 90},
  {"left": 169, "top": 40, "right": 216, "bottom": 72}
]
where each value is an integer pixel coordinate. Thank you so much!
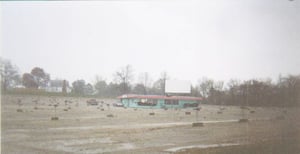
[
  {"left": 227, "top": 79, "right": 240, "bottom": 104},
  {"left": 198, "top": 77, "right": 214, "bottom": 98},
  {"left": 160, "top": 71, "right": 169, "bottom": 94},
  {"left": 138, "top": 72, "right": 152, "bottom": 94},
  {"left": 114, "top": 65, "right": 134, "bottom": 94}
]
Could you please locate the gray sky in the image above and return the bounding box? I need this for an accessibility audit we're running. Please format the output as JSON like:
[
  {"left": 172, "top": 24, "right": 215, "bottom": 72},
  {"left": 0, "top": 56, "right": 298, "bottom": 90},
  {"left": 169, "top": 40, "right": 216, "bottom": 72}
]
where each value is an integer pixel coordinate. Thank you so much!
[{"left": 1, "top": 0, "right": 300, "bottom": 85}]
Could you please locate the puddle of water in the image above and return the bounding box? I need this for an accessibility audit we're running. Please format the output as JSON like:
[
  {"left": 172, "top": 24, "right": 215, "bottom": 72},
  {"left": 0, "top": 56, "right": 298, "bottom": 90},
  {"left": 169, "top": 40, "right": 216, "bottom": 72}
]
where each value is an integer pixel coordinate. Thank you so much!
[
  {"left": 164, "top": 143, "right": 241, "bottom": 152},
  {"left": 76, "top": 142, "right": 136, "bottom": 154},
  {"left": 57, "top": 137, "right": 116, "bottom": 146}
]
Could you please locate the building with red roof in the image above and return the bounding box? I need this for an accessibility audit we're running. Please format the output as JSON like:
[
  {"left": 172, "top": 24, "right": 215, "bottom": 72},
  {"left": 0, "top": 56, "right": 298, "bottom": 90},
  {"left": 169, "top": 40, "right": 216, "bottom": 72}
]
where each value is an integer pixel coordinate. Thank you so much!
[{"left": 117, "top": 94, "right": 202, "bottom": 109}]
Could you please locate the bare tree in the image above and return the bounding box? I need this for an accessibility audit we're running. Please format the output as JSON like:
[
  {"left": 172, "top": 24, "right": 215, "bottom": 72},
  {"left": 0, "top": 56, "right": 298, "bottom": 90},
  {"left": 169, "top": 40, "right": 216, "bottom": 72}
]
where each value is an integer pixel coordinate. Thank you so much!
[
  {"left": 138, "top": 72, "right": 152, "bottom": 94},
  {"left": 114, "top": 65, "right": 134, "bottom": 94},
  {"left": 132, "top": 83, "right": 146, "bottom": 94},
  {"left": 191, "top": 85, "right": 201, "bottom": 97},
  {"left": 284, "top": 75, "right": 300, "bottom": 106},
  {"left": 214, "top": 81, "right": 224, "bottom": 91},
  {"left": 227, "top": 79, "right": 240, "bottom": 105},
  {"left": 198, "top": 77, "right": 214, "bottom": 98}
]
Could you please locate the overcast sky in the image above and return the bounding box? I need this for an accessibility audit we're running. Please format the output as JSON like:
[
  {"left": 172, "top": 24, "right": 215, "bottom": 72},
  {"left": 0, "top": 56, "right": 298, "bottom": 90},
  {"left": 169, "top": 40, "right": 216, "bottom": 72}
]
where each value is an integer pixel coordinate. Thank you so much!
[{"left": 1, "top": 0, "right": 300, "bottom": 85}]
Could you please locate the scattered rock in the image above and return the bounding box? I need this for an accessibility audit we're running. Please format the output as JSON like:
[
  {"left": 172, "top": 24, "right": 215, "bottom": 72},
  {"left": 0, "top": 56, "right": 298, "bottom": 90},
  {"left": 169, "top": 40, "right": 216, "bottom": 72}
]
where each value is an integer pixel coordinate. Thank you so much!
[
  {"left": 107, "top": 114, "right": 114, "bottom": 117},
  {"left": 239, "top": 118, "right": 249, "bottom": 123},
  {"left": 51, "top": 117, "right": 59, "bottom": 120},
  {"left": 194, "top": 107, "right": 201, "bottom": 111},
  {"left": 240, "top": 106, "right": 249, "bottom": 110},
  {"left": 192, "top": 122, "right": 204, "bottom": 127},
  {"left": 149, "top": 112, "right": 155, "bottom": 115},
  {"left": 185, "top": 112, "right": 191, "bottom": 115}
]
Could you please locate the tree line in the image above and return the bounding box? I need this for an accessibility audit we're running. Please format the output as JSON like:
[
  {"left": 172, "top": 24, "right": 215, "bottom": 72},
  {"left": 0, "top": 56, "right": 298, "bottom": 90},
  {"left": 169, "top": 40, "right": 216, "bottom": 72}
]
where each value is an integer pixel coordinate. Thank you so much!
[
  {"left": 198, "top": 76, "right": 300, "bottom": 107},
  {"left": 1, "top": 58, "right": 299, "bottom": 107}
]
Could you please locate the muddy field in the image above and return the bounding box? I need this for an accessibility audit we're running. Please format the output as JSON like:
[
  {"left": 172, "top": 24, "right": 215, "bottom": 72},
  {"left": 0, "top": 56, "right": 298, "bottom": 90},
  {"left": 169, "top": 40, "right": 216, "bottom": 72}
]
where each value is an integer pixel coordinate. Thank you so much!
[{"left": 1, "top": 95, "right": 300, "bottom": 153}]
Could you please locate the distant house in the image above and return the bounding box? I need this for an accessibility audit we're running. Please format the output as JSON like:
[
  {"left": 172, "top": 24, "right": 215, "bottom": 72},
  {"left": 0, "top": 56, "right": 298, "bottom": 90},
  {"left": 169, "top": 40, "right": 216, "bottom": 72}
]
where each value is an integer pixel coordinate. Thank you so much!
[
  {"left": 84, "top": 83, "right": 94, "bottom": 95},
  {"left": 44, "top": 80, "right": 71, "bottom": 93}
]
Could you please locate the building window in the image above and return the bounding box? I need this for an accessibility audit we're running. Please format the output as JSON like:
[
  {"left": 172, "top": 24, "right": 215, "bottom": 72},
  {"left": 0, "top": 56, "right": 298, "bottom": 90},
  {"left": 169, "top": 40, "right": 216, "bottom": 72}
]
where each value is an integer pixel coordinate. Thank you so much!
[
  {"left": 137, "top": 99, "right": 157, "bottom": 106},
  {"left": 165, "top": 100, "right": 179, "bottom": 105}
]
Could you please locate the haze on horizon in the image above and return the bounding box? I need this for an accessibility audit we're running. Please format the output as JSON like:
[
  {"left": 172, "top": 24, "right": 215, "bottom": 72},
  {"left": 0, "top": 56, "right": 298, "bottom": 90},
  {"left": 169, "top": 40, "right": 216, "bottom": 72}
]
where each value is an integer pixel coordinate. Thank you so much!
[{"left": 1, "top": 0, "right": 300, "bottom": 85}]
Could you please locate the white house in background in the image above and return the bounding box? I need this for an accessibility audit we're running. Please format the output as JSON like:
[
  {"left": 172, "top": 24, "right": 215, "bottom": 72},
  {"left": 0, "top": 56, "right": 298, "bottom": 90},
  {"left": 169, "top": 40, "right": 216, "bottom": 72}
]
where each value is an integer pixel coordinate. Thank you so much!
[{"left": 44, "top": 79, "right": 72, "bottom": 93}]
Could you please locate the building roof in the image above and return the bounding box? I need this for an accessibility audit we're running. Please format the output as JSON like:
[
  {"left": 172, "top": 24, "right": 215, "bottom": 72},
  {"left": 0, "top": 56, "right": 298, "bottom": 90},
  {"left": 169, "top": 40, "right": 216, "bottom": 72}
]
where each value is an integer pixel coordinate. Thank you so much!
[{"left": 117, "top": 94, "right": 202, "bottom": 101}]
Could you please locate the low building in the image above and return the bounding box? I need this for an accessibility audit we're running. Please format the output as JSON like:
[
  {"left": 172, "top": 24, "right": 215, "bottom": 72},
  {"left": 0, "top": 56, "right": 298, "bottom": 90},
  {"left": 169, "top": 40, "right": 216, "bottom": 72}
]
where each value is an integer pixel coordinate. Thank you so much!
[
  {"left": 44, "top": 80, "right": 71, "bottom": 93},
  {"left": 117, "top": 94, "right": 202, "bottom": 109}
]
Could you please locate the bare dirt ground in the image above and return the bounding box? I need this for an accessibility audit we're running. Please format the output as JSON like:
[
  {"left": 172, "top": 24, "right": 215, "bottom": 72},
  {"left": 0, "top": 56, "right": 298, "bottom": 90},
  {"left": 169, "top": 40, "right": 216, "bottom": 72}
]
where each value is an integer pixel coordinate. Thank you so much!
[{"left": 1, "top": 95, "right": 300, "bottom": 153}]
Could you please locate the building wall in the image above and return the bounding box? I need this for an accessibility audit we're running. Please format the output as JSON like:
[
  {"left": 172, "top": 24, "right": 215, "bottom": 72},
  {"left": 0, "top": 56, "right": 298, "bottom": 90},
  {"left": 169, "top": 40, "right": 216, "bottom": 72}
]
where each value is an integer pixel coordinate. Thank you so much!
[
  {"left": 121, "top": 98, "right": 200, "bottom": 109},
  {"left": 44, "top": 87, "right": 72, "bottom": 93},
  {"left": 121, "top": 98, "right": 163, "bottom": 109}
]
